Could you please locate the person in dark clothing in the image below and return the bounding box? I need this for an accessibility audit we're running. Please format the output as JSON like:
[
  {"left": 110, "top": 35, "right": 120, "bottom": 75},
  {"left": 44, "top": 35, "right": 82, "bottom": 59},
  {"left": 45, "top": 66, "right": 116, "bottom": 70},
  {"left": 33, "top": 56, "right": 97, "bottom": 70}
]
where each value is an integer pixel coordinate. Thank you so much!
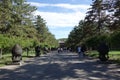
[
  {"left": 97, "top": 42, "right": 109, "bottom": 61},
  {"left": 35, "top": 46, "right": 40, "bottom": 57},
  {"left": 81, "top": 44, "right": 87, "bottom": 56}
]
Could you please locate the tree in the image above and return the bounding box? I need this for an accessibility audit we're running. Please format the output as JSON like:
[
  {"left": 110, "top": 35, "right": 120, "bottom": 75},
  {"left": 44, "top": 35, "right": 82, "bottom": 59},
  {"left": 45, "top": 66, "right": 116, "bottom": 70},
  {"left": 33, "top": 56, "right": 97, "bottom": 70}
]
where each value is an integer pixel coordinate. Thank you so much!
[
  {"left": 0, "top": 0, "right": 37, "bottom": 37},
  {"left": 34, "top": 15, "right": 49, "bottom": 43},
  {"left": 8, "top": 0, "right": 37, "bottom": 37},
  {"left": 0, "top": 0, "right": 58, "bottom": 53},
  {"left": 85, "top": 0, "right": 107, "bottom": 34},
  {"left": 66, "top": 20, "right": 86, "bottom": 47},
  {"left": 0, "top": 0, "right": 13, "bottom": 34},
  {"left": 33, "top": 15, "right": 58, "bottom": 48},
  {"left": 66, "top": 0, "right": 120, "bottom": 50},
  {"left": 112, "top": 0, "right": 120, "bottom": 30}
]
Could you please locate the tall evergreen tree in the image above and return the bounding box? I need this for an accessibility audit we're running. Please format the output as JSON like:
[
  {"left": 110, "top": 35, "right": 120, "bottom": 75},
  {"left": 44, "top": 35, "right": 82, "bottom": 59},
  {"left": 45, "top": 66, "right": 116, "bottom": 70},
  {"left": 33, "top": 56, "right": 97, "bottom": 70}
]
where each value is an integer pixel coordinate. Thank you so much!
[
  {"left": 0, "top": 0, "right": 37, "bottom": 37},
  {"left": 0, "top": 0, "right": 13, "bottom": 34},
  {"left": 9, "top": 0, "right": 37, "bottom": 37},
  {"left": 34, "top": 15, "right": 49, "bottom": 42},
  {"left": 112, "top": 0, "right": 120, "bottom": 30},
  {"left": 85, "top": 0, "right": 107, "bottom": 34}
]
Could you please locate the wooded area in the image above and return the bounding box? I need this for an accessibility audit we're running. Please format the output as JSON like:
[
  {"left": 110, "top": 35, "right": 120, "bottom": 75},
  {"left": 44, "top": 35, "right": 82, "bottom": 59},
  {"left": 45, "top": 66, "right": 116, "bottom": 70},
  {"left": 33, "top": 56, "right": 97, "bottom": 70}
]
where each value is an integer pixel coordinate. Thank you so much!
[
  {"left": 66, "top": 0, "right": 120, "bottom": 51},
  {"left": 0, "top": 0, "right": 58, "bottom": 57},
  {"left": 0, "top": 0, "right": 120, "bottom": 59}
]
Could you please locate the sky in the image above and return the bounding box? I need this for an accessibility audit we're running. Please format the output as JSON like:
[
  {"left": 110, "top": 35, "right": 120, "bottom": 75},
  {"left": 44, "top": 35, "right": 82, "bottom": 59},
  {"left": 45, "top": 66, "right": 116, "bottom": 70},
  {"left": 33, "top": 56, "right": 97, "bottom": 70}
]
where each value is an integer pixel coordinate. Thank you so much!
[{"left": 27, "top": 0, "right": 92, "bottom": 39}]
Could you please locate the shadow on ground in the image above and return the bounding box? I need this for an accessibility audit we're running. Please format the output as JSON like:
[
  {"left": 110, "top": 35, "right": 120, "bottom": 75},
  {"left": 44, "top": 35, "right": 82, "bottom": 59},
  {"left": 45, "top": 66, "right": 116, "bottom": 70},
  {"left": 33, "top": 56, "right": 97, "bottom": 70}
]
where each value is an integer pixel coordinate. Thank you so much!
[{"left": 0, "top": 52, "right": 120, "bottom": 80}]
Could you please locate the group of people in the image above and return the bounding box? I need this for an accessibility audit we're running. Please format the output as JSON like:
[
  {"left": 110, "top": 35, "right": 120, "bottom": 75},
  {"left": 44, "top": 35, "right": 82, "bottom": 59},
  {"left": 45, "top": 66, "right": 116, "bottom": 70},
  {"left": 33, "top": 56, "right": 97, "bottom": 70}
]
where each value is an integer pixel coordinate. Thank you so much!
[
  {"left": 57, "top": 47, "right": 63, "bottom": 53},
  {"left": 57, "top": 47, "right": 72, "bottom": 53}
]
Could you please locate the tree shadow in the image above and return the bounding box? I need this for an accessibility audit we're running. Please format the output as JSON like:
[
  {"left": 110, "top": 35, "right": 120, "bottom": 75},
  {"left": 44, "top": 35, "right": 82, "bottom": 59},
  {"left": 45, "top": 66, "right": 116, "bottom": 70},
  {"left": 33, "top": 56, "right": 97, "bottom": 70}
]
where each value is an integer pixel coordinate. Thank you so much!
[{"left": 0, "top": 53, "right": 120, "bottom": 80}]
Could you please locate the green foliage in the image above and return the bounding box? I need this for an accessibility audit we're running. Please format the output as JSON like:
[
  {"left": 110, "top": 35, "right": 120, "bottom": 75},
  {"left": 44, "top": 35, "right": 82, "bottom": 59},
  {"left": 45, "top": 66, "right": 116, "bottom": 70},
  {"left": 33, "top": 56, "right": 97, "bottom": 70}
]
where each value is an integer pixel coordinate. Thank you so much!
[
  {"left": 66, "top": 0, "right": 120, "bottom": 51},
  {"left": 0, "top": 0, "right": 58, "bottom": 53},
  {"left": 0, "top": 51, "right": 35, "bottom": 67},
  {"left": 87, "top": 50, "right": 120, "bottom": 64},
  {"left": 85, "top": 36, "right": 99, "bottom": 49},
  {"left": 66, "top": 21, "right": 85, "bottom": 47},
  {"left": 110, "top": 31, "right": 120, "bottom": 50},
  {"left": 0, "top": 34, "right": 35, "bottom": 52},
  {"left": 85, "top": 34, "right": 109, "bottom": 49},
  {"left": 34, "top": 15, "right": 58, "bottom": 48}
]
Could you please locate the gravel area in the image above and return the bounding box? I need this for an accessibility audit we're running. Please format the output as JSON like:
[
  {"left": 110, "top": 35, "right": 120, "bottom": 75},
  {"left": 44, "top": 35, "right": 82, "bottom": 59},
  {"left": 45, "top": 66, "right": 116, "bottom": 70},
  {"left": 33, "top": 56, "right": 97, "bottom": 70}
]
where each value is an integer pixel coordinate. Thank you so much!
[{"left": 0, "top": 51, "right": 120, "bottom": 80}]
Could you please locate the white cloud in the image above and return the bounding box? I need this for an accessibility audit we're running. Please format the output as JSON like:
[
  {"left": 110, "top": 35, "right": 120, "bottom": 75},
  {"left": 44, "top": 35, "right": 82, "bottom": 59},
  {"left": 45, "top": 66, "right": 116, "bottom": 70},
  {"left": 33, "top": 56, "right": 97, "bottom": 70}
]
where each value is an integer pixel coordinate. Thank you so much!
[
  {"left": 29, "top": 2, "right": 90, "bottom": 28},
  {"left": 54, "top": 4, "right": 90, "bottom": 11},
  {"left": 33, "top": 10, "right": 86, "bottom": 28},
  {"left": 28, "top": 2, "right": 90, "bottom": 11},
  {"left": 28, "top": 2, "right": 91, "bottom": 38}
]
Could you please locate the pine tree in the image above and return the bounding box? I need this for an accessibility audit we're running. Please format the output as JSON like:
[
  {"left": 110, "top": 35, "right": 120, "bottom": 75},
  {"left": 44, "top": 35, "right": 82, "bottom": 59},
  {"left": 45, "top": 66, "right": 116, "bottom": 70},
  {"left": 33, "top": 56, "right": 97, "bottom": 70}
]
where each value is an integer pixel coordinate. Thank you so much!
[
  {"left": 0, "top": 0, "right": 13, "bottom": 33},
  {"left": 85, "top": 0, "right": 107, "bottom": 34},
  {"left": 34, "top": 15, "right": 49, "bottom": 42}
]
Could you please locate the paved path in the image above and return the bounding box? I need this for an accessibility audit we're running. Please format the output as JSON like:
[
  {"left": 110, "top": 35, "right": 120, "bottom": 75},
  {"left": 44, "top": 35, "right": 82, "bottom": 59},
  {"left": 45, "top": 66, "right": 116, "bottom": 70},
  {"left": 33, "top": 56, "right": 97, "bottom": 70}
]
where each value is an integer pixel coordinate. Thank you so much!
[{"left": 0, "top": 51, "right": 120, "bottom": 80}]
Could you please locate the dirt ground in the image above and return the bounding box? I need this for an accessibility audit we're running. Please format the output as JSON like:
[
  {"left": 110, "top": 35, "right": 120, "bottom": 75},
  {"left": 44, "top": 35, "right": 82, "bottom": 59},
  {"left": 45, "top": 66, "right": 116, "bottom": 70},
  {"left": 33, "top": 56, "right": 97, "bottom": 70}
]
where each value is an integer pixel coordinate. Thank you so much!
[{"left": 0, "top": 51, "right": 120, "bottom": 80}]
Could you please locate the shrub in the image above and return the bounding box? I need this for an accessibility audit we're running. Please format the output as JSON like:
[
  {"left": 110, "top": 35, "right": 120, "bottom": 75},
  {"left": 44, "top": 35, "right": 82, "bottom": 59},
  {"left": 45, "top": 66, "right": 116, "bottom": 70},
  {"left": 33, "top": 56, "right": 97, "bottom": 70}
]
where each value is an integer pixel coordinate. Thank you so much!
[{"left": 110, "top": 31, "right": 120, "bottom": 50}]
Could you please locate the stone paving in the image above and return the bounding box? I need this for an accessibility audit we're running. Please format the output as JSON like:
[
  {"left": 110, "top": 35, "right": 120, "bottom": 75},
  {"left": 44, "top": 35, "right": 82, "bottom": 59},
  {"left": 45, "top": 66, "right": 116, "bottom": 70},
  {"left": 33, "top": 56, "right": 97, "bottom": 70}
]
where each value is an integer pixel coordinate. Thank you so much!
[{"left": 0, "top": 51, "right": 120, "bottom": 80}]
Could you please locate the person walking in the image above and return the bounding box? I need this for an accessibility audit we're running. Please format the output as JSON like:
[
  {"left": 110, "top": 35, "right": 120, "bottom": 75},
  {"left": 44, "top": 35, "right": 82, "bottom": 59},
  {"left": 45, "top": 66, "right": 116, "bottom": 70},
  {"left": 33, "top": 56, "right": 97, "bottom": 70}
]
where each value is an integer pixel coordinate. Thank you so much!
[
  {"left": 77, "top": 46, "right": 82, "bottom": 57},
  {"left": 81, "top": 44, "right": 87, "bottom": 57},
  {"left": 35, "top": 46, "right": 40, "bottom": 57}
]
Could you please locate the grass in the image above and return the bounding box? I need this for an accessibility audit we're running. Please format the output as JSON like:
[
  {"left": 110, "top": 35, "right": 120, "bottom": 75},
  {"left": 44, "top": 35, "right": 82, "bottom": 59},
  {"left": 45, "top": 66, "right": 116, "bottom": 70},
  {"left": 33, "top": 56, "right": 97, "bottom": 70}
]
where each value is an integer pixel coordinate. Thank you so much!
[
  {"left": 0, "top": 50, "right": 120, "bottom": 67},
  {"left": 0, "top": 54, "right": 12, "bottom": 67},
  {"left": 87, "top": 50, "right": 120, "bottom": 64},
  {"left": 0, "top": 49, "right": 48, "bottom": 67},
  {"left": 0, "top": 50, "right": 36, "bottom": 67}
]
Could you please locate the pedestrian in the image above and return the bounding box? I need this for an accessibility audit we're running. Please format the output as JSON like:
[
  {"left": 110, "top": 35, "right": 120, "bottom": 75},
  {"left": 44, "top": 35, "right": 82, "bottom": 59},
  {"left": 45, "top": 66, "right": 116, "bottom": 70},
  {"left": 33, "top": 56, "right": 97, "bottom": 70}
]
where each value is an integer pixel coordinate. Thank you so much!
[
  {"left": 57, "top": 47, "right": 61, "bottom": 53},
  {"left": 35, "top": 46, "right": 40, "bottom": 57},
  {"left": 77, "top": 46, "right": 82, "bottom": 57},
  {"left": 81, "top": 44, "right": 87, "bottom": 57}
]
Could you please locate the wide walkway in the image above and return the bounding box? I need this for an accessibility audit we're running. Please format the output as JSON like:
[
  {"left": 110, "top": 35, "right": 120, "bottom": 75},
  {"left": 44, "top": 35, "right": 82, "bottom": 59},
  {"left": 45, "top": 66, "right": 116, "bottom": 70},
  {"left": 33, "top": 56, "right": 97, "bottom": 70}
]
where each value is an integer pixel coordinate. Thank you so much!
[{"left": 0, "top": 51, "right": 120, "bottom": 80}]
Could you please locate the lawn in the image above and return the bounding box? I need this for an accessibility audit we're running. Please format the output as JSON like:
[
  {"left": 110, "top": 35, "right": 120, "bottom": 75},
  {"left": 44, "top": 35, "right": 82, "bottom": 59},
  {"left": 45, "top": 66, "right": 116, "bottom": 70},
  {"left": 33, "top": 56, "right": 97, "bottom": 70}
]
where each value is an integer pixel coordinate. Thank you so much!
[
  {"left": 0, "top": 48, "right": 48, "bottom": 67},
  {"left": 0, "top": 50, "right": 35, "bottom": 67},
  {"left": 0, "top": 50, "right": 120, "bottom": 67},
  {"left": 87, "top": 50, "right": 120, "bottom": 64}
]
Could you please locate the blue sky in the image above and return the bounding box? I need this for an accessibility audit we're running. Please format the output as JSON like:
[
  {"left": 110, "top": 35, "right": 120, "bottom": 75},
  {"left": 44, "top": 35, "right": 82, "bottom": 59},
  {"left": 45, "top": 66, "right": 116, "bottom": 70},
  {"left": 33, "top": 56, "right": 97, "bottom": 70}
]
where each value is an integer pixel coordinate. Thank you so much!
[{"left": 27, "top": 0, "right": 92, "bottom": 39}]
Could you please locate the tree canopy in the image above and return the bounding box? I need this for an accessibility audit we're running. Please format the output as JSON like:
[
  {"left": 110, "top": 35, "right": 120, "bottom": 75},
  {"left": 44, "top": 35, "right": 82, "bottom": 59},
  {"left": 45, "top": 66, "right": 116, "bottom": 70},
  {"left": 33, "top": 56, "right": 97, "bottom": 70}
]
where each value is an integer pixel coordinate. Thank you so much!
[
  {"left": 66, "top": 0, "right": 120, "bottom": 50},
  {"left": 0, "top": 0, "right": 58, "bottom": 52}
]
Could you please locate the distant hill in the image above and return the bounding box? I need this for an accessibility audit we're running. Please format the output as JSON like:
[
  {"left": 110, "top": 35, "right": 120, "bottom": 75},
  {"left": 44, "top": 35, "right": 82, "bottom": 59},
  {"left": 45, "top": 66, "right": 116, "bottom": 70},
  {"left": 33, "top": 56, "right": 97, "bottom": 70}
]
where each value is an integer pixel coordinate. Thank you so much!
[
  {"left": 58, "top": 38, "right": 67, "bottom": 41},
  {"left": 58, "top": 38, "right": 67, "bottom": 43}
]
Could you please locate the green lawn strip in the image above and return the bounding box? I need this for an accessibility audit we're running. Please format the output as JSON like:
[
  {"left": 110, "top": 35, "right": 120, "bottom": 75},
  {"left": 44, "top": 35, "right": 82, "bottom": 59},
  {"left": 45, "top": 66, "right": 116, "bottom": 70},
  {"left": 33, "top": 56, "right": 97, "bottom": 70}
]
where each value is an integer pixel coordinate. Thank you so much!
[
  {"left": 0, "top": 50, "right": 36, "bottom": 67},
  {"left": 87, "top": 50, "right": 120, "bottom": 64},
  {"left": 109, "top": 51, "right": 120, "bottom": 63},
  {"left": 86, "top": 50, "right": 99, "bottom": 58},
  {"left": 0, "top": 53, "right": 13, "bottom": 67},
  {"left": 0, "top": 49, "right": 47, "bottom": 67}
]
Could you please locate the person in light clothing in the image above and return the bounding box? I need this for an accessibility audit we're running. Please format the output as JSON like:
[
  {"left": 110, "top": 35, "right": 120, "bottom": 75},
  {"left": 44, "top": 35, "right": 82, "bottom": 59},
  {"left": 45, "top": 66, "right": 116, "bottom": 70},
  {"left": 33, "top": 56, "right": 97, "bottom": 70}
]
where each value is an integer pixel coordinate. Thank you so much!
[{"left": 77, "top": 46, "right": 83, "bottom": 57}]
